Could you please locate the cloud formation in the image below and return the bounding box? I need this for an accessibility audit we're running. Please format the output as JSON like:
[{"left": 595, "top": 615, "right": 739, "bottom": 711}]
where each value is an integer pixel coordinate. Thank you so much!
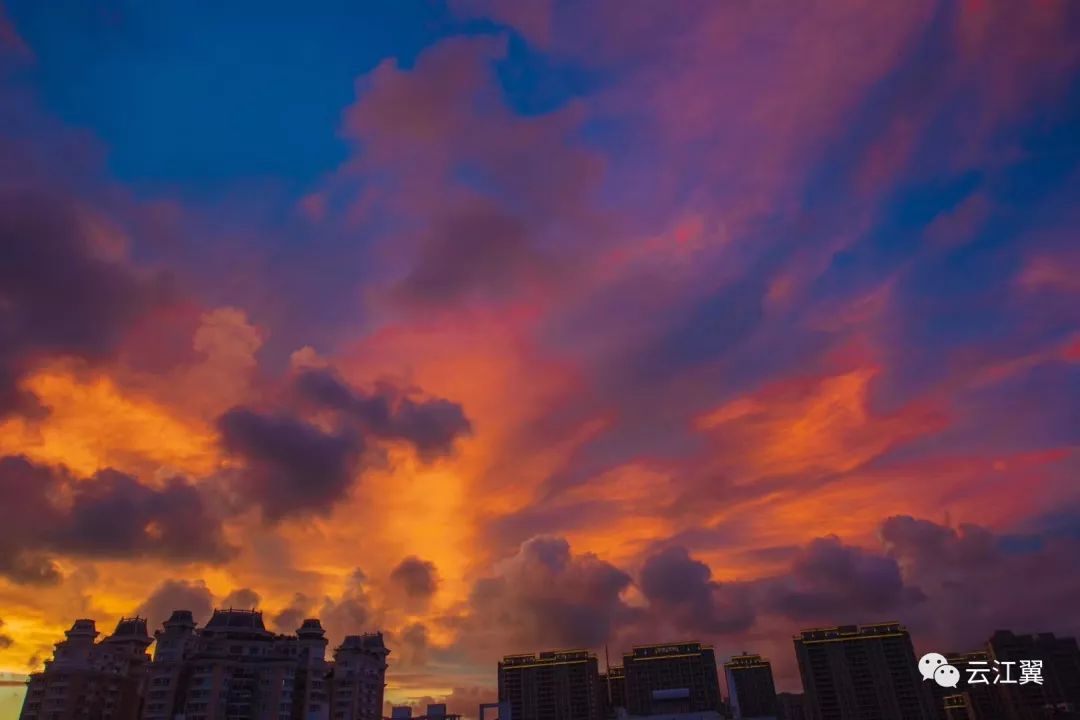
[
  {"left": 136, "top": 579, "right": 214, "bottom": 632},
  {"left": 294, "top": 368, "right": 472, "bottom": 458},
  {"left": 0, "top": 1, "right": 1078, "bottom": 710},
  {"left": 318, "top": 569, "right": 374, "bottom": 644},
  {"left": 218, "top": 408, "right": 365, "bottom": 522},
  {"left": 464, "top": 536, "right": 635, "bottom": 653},
  {"left": 390, "top": 557, "right": 440, "bottom": 601},
  {"left": 0, "top": 189, "right": 168, "bottom": 417},
  {"left": 639, "top": 547, "right": 755, "bottom": 635},
  {"left": 218, "top": 369, "right": 471, "bottom": 522},
  {"left": 881, "top": 515, "right": 1080, "bottom": 648},
  {"left": 0, "top": 455, "right": 232, "bottom": 585},
  {"left": 220, "top": 587, "right": 262, "bottom": 610},
  {"left": 760, "top": 536, "right": 926, "bottom": 620}
]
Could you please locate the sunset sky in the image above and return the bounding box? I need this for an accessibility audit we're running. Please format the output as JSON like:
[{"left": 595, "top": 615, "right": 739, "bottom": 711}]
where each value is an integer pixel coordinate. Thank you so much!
[{"left": 1, "top": 1, "right": 1079, "bottom": 716}]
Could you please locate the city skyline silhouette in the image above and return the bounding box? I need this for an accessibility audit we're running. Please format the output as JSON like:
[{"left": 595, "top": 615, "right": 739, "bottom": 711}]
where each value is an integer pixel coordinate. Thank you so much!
[{"left": 1, "top": 1, "right": 1079, "bottom": 718}]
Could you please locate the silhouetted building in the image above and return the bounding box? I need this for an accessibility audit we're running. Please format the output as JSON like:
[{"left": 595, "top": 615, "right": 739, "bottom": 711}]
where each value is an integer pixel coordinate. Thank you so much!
[
  {"left": 622, "top": 643, "right": 721, "bottom": 716},
  {"left": 606, "top": 665, "right": 626, "bottom": 714},
  {"left": 142, "top": 610, "right": 199, "bottom": 719},
  {"left": 988, "top": 630, "right": 1080, "bottom": 720},
  {"left": 199, "top": 609, "right": 290, "bottom": 717},
  {"left": 498, "top": 649, "right": 605, "bottom": 720},
  {"left": 775, "top": 693, "right": 805, "bottom": 720},
  {"left": 331, "top": 632, "right": 390, "bottom": 720},
  {"left": 929, "top": 650, "right": 1003, "bottom": 720},
  {"left": 20, "top": 618, "right": 152, "bottom": 720},
  {"left": 294, "top": 618, "right": 332, "bottom": 718},
  {"left": 724, "top": 654, "right": 777, "bottom": 720},
  {"left": 140, "top": 609, "right": 330, "bottom": 720},
  {"left": 23, "top": 610, "right": 386, "bottom": 720},
  {"left": 793, "top": 622, "right": 936, "bottom": 720}
]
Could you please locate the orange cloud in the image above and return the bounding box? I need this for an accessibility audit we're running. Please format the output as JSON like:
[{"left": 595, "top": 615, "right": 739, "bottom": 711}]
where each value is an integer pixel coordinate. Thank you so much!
[
  {"left": 696, "top": 367, "right": 941, "bottom": 480},
  {"left": 0, "top": 364, "right": 218, "bottom": 479}
]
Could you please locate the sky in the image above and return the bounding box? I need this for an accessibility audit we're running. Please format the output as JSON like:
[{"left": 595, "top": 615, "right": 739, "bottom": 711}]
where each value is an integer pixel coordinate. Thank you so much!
[{"left": 1, "top": 0, "right": 1079, "bottom": 716}]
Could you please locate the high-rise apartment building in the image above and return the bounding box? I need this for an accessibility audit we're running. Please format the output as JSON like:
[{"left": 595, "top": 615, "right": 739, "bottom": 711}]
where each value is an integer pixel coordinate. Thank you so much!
[
  {"left": 724, "top": 653, "right": 778, "bottom": 720},
  {"left": 604, "top": 664, "right": 626, "bottom": 714},
  {"left": 329, "top": 632, "right": 390, "bottom": 720},
  {"left": 775, "top": 692, "right": 806, "bottom": 720},
  {"left": 140, "top": 608, "right": 329, "bottom": 720},
  {"left": 931, "top": 650, "right": 1002, "bottom": 720},
  {"left": 622, "top": 642, "right": 721, "bottom": 716},
  {"left": 498, "top": 649, "right": 605, "bottom": 720},
  {"left": 20, "top": 617, "right": 152, "bottom": 720},
  {"left": 987, "top": 630, "right": 1080, "bottom": 719},
  {"left": 20, "top": 610, "right": 386, "bottom": 720},
  {"left": 793, "top": 622, "right": 936, "bottom": 720},
  {"left": 142, "top": 610, "right": 199, "bottom": 719}
]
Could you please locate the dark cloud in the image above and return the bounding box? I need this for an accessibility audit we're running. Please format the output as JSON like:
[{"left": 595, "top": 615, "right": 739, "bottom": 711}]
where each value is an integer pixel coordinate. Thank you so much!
[
  {"left": 0, "top": 455, "right": 233, "bottom": 584},
  {"left": 881, "top": 515, "right": 999, "bottom": 569},
  {"left": 760, "top": 535, "right": 926, "bottom": 620},
  {"left": 880, "top": 515, "right": 1080, "bottom": 649},
  {"left": 220, "top": 587, "right": 261, "bottom": 610},
  {"left": 392, "top": 622, "right": 430, "bottom": 667},
  {"left": 631, "top": 532, "right": 930, "bottom": 643},
  {"left": 388, "top": 395, "right": 473, "bottom": 459},
  {"left": 271, "top": 593, "right": 315, "bottom": 634},
  {"left": 639, "top": 546, "right": 756, "bottom": 634},
  {"left": 136, "top": 579, "right": 214, "bottom": 631},
  {"left": 294, "top": 368, "right": 472, "bottom": 458},
  {"left": 0, "top": 458, "right": 61, "bottom": 585},
  {"left": 465, "top": 536, "right": 635, "bottom": 652},
  {"left": 0, "top": 188, "right": 168, "bottom": 417},
  {"left": 217, "top": 408, "right": 364, "bottom": 522},
  {"left": 631, "top": 517, "right": 1080, "bottom": 659},
  {"left": 54, "top": 470, "right": 234, "bottom": 561},
  {"left": 390, "top": 556, "right": 439, "bottom": 600},
  {"left": 273, "top": 574, "right": 380, "bottom": 644},
  {"left": 319, "top": 568, "right": 373, "bottom": 644},
  {"left": 635, "top": 536, "right": 922, "bottom": 638},
  {"left": 219, "top": 369, "right": 470, "bottom": 522}
]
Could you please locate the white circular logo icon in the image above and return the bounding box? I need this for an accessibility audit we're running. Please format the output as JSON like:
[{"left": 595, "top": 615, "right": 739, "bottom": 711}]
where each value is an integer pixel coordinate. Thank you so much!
[
  {"left": 918, "top": 652, "right": 948, "bottom": 681},
  {"left": 934, "top": 664, "right": 960, "bottom": 688}
]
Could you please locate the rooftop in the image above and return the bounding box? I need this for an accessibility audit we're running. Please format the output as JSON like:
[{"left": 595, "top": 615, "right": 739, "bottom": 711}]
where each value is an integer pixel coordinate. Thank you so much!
[
  {"left": 796, "top": 622, "right": 905, "bottom": 642},
  {"left": 337, "top": 632, "right": 388, "bottom": 653},
  {"left": 66, "top": 619, "right": 99, "bottom": 638},
  {"left": 205, "top": 608, "right": 268, "bottom": 633},
  {"left": 628, "top": 643, "right": 711, "bottom": 659},
  {"left": 501, "top": 649, "right": 595, "bottom": 666},
  {"left": 109, "top": 617, "right": 149, "bottom": 639}
]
